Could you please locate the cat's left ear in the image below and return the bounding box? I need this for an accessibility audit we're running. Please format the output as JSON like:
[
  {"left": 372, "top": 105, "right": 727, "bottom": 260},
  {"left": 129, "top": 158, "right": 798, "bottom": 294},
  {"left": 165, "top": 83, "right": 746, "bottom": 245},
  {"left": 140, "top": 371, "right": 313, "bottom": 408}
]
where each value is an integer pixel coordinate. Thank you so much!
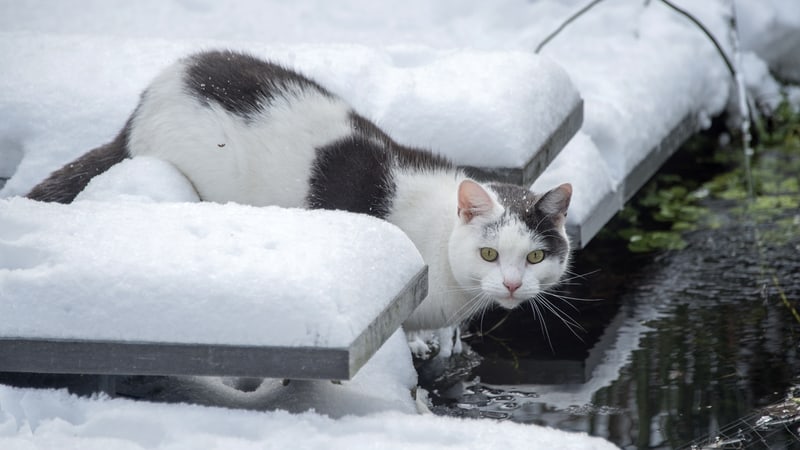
[
  {"left": 457, "top": 180, "right": 495, "bottom": 224},
  {"left": 536, "top": 183, "right": 572, "bottom": 226}
]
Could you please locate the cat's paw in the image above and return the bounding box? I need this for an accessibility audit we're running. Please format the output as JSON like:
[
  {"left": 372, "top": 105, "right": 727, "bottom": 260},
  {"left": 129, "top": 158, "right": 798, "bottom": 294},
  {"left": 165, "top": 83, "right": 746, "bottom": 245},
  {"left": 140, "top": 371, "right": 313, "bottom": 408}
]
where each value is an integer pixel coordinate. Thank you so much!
[{"left": 406, "top": 330, "right": 440, "bottom": 360}]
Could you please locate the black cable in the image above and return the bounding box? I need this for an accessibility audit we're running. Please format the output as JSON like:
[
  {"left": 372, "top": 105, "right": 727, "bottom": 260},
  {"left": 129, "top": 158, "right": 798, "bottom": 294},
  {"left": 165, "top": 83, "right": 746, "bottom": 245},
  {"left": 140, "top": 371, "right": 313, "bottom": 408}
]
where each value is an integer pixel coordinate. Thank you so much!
[
  {"left": 659, "top": 0, "right": 760, "bottom": 144},
  {"left": 534, "top": 0, "right": 606, "bottom": 54},
  {"left": 536, "top": 0, "right": 735, "bottom": 79},
  {"left": 535, "top": 0, "right": 759, "bottom": 142},
  {"left": 657, "top": 0, "right": 736, "bottom": 78}
]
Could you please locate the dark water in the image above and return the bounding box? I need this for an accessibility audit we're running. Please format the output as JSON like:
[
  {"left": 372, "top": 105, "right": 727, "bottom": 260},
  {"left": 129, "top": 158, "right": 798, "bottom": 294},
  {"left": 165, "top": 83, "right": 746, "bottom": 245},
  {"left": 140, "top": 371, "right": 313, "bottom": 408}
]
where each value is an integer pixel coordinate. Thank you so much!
[{"left": 425, "top": 147, "right": 800, "bottom": 448}]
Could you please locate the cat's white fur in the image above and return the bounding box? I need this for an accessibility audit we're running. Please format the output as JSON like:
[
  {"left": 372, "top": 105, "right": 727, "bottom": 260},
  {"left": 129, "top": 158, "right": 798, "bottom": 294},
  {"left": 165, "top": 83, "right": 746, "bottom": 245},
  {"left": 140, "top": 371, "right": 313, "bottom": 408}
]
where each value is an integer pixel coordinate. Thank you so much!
[
  {"left": 399, "top": 178, "right": 569, "bottom": 330},
  {"left": 129, "top": 61, "right": 353, "bottom": 208},
  {"left": 125, "top": 58, "right": 569, "bottom": 333}
]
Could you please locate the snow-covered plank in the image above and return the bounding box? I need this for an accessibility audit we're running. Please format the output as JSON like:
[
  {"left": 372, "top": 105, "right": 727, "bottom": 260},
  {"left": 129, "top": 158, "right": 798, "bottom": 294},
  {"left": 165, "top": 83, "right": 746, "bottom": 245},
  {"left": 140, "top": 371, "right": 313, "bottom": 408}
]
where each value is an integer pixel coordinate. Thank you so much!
[
  {"left": 564, "top": 113, "right": 699, "bottom": 248},
  {"left": 0, "top": 269, "right": 426, "bottom": 381},
  {"left": 0, "top": 35, "right": 582, "bottom": 201},
  {"left": 0, "top": 199, "right": 428, "bottom": 380},
  {"left": 462, "top": 98, "right": 583, "bottom": 186}
]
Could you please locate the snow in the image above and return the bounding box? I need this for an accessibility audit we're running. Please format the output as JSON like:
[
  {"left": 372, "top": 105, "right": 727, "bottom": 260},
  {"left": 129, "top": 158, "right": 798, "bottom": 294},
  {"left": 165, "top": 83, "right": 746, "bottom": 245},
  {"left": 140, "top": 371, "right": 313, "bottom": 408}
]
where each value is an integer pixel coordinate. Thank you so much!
[
  {"left": 0, "top": 195, "right": 423, "bottom": 347},
  {"left": 76, "top": 157, "right": 200, "bottom": 203},
  {"left": 0, "top": 364, "right": 614, "bottom": 450},
  {"left": 735, "top": 0, "right": 800, "bottom": 82},
  {"left": 0, "top": 34, "right": 578, "bottom": 197},
  {"left": 1, "top": 0, "right": 799, "bottom": 448}
]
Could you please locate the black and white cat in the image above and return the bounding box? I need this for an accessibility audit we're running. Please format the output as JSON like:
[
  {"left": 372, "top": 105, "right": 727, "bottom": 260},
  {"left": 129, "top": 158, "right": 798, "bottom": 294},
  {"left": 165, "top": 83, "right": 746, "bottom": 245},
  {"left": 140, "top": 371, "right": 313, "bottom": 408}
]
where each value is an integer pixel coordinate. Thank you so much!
[{"left": 28, "top": 50, "right": 572, "bottom": 334}]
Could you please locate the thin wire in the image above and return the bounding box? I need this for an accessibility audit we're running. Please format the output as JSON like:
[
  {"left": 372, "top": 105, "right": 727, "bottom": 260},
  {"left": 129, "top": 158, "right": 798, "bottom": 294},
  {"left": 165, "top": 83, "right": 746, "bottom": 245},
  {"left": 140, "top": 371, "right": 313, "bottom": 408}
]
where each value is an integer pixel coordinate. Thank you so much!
[
  {"left": 534, "top": 0, "right": 759, "bottom": 142},
  {"left": 657, "top": 0, "right": 736, "bottom": 78},
  {"left": 535, "top": 0, "right": 734, "bottom": 75},
  {"left": 535, "top": 0, "right": 606, "bottom": 54},
  {"left": 537, "top": 0, "right": 735, "bottom": 78}
]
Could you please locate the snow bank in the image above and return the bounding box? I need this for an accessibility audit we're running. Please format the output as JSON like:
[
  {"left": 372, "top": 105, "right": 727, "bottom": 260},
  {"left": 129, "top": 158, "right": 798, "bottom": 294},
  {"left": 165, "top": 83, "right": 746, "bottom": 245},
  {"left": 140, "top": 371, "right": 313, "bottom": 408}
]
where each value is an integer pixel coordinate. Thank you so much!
[
  {"left": 531, "top": 0, "right": 798, "bottom": 228},
  {"left": 3, "top": 1, "right": 796, "bottom": 233},
  {"left": 2, "top": 0, "right": 798, "bottom": 447},
  {"left": 0, "top": 193, "right": 423, "bottom": 347},
  {"left": 530, "top": 0, "right": 733, "bottom": 225},
  {"left": 0, "top": 32, "right": 578, "bottom": 198},
  {"left": 76, "top": 157, "right": 200, "bottom": 203},
  {"left": 0, "top": 377, "right": 616, "bottom": 450},
  {"left": 736, "top": 0, "right": 800, "bottom": 82}
]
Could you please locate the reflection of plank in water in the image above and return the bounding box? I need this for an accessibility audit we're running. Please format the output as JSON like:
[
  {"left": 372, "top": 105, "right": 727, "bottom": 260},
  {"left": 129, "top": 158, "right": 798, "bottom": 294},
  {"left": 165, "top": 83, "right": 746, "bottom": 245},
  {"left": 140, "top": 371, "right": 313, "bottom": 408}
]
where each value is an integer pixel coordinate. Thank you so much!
[{"left": 680, "top": 395, "right": 800, "bottom": 449}]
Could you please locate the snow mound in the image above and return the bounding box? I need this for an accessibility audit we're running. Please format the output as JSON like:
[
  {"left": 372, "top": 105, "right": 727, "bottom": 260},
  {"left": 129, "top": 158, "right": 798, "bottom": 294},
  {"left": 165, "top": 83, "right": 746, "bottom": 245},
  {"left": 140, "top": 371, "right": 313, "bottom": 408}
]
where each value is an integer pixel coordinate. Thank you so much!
[
  {"left": 0, "top": 197, "right": 424, "bottom": 348},
  {"left": 0, "top": 372, "right": 617, "bottom": 449},
  {"left": 0, "top": 33, "right": 578, "bottom": 198}
]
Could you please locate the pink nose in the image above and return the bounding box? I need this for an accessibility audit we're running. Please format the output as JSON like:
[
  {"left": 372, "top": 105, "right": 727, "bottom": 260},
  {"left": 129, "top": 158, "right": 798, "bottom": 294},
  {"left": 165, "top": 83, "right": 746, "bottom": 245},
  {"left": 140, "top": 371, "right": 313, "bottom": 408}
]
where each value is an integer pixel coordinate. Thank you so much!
[{"left": 503, "top": 280, "right": 522, "bottom": 295}]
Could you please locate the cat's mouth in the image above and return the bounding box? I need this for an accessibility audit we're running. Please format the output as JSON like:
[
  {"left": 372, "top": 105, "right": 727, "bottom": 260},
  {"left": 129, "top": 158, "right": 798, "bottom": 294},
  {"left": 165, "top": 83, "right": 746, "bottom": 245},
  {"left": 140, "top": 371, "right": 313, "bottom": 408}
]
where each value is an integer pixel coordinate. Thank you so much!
[{"left": 494, "top": 294, "right": 527, "bottom": 309}]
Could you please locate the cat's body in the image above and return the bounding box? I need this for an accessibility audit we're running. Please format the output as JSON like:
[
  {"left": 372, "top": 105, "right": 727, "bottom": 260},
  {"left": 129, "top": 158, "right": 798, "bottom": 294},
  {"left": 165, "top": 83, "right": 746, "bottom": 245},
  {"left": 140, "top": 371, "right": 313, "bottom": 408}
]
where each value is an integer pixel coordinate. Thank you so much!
[{"left": 28, "top": 50, "right": 572, "bottom": 332}]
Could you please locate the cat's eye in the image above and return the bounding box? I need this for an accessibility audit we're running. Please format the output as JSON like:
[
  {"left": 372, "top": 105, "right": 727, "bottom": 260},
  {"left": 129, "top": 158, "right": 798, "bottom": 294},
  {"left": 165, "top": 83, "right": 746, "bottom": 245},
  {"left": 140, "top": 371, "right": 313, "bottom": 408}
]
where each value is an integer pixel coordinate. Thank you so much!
[
  {"left": 526, "top": 250, "right": 545, "bottom": 264},
  {"left": 480, "top": 247, "right": 498, "bottom": 262}
]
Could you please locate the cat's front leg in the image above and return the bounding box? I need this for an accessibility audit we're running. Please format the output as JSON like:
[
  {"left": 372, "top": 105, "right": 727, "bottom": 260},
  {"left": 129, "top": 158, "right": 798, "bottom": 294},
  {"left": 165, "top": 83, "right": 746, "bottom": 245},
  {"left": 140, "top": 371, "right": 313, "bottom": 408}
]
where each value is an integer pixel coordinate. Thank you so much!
[{"left": 405, "top": 329, "right": 441, "bottom": 360}]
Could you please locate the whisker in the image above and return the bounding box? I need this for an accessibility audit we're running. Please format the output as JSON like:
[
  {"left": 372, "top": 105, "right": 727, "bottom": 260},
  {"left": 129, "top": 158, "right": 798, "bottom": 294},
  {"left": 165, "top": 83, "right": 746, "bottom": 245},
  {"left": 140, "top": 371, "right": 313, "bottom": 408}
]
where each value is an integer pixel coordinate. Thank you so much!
[
  {"left": 557, "top": 268, "right": 601, "bottom": 284},
  {"left": 437, "top": 286, "right": 482, "bottom": 295},
  {"left": 447, "top": 290, "right": 489, "bottom": 325},
  {"left": 544, "top": 291, "right": 603, "bottom": 303},
  {"left": 528, "top": 297, "right": 554, "bottom": 353},
  {"left": 475, "top": 308, "right": 511, "bottom": 337},
  {"left": 533, "top": 296, "right": 586, "bottom": 342},
  {"left": 538, "top": 296, "right": 584, "bottom": 328},
  {"left": 478, "top": 302, "right": 489, "bottom": 336}
]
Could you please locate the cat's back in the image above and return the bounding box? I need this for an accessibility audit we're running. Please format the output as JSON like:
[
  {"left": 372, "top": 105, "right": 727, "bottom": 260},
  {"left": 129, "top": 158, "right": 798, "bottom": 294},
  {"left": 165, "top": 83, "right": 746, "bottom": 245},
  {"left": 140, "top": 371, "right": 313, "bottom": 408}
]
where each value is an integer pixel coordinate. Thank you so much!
[{"left": 128, "top": 50, "right": 355, "bottom": 207}]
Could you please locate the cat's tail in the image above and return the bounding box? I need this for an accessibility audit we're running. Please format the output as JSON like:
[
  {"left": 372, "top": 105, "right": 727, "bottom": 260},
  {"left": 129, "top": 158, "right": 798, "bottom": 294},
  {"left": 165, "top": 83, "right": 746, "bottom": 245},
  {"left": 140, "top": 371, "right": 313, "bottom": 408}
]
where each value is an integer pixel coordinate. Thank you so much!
[{"left": 26, "top": 127, "right": 130, "bottom": 203}]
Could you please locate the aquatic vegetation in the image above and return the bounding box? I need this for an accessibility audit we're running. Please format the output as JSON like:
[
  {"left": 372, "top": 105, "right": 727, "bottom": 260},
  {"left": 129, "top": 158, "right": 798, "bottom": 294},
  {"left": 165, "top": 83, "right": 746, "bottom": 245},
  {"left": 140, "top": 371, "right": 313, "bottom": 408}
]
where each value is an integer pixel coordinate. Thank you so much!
[{"left": 607, "top": 97, "right": 800, "bottom": 253}]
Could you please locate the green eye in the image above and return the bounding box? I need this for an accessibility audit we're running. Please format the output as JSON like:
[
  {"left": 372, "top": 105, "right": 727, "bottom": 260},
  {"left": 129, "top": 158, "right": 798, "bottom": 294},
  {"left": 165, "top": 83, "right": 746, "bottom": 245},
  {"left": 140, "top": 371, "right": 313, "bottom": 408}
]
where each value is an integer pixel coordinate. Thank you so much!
[
  {"left": 480, "top": 247, "right": 498, "bottom": 262},
  {"left": 527, "top": 250, "right": 545, "bottom": 264}
]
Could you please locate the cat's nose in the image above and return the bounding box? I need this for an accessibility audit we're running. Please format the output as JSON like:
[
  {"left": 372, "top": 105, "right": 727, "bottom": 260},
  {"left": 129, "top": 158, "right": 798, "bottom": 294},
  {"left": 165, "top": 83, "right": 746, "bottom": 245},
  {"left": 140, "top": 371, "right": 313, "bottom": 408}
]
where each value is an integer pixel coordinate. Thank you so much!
[{"left": 503, "top": 280, "right": 521, "bottom": 295}]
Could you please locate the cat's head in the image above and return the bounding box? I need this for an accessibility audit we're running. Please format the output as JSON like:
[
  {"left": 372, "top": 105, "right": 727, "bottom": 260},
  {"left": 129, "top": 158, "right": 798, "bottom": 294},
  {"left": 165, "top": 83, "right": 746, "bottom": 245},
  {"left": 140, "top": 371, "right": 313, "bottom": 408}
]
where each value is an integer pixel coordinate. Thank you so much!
[{"left": 447, "top": 179, "right": 572, "bottom": 321}]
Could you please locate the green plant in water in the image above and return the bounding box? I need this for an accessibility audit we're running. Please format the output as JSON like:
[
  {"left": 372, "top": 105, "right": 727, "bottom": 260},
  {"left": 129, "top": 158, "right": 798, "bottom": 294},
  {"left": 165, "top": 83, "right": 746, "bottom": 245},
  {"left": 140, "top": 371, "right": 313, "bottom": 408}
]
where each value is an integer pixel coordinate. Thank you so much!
[
  {"left": 608, "top": 95, "right": 800, "bottom": 253},
  {"left": 609, "top": 175, "right": 712, "bottom": 252}
]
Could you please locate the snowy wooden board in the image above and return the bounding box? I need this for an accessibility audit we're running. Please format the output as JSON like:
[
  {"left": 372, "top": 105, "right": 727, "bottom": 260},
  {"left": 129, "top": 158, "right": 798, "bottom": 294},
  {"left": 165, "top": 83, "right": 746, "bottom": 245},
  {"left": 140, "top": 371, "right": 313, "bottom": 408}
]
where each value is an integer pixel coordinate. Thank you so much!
[
  {"left": 0, "top": 36, "right": 583, "bottom": 202},
  {"left": 0, "top": 268, "right": 427, "bottom": 381},
  {"left": 0, "top": 199, "right": 428, "bottom": 380},
  {"left": 565, "top": 113, "right": 700, "bottom": 248},
  {"left": 462, "top": 98, "right": 583, "bottom": 186}
]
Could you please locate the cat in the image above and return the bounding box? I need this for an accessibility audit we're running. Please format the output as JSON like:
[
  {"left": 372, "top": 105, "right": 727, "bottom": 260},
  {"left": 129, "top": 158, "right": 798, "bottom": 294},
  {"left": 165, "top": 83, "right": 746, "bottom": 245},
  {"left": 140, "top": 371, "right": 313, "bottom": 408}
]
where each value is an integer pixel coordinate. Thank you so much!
[{"left": 27, "top": 49, "right": 572, "bottom": 336}]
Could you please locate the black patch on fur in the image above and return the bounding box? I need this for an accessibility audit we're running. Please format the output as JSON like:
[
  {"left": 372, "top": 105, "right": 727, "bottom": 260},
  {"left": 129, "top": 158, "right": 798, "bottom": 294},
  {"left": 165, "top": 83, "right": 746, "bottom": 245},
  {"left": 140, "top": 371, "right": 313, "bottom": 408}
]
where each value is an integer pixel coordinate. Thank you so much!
[
  {"left": 184, "top": 50, "right": 334, "bottom": 118},
  {"left": 349, "top": 113, "right": 453, "bottom": 173},
  {"left": 26, "top": 122, "right": 131, "bottom": 203},
  {"left": 306, "top": 135, "right": 396, "bottom": 219},
  {"left": 394, "top": 144, "right": 454, "bottom": 173},
  {"left": 489, "top": 183, "right": 570, "bottom": 262}
]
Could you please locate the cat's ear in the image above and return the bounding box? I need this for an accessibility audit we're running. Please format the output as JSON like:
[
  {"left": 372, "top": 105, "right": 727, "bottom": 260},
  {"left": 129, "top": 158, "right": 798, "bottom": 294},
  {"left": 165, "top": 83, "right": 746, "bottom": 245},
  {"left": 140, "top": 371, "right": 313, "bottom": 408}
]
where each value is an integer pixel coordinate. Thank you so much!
[
  {"left": 536, "top": 183, "right": 572, "bottom": 226},
  {"left": 458, "top": 180, "right": 495, "bottom": 224}
]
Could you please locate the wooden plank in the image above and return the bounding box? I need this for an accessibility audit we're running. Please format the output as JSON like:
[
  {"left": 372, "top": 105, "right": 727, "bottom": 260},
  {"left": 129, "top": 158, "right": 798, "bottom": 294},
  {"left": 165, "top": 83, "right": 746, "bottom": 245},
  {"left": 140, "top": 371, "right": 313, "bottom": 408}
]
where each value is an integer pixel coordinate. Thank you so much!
[
  {"left": 567, "top": 113, "right": 700, "bottom": 248},
  {"left": 622, "top": 113, "right": 699, "bottom": 201},
  {"left": 0, "top": 339, "right": 350, "bottom": 380},
  {"left": 0, "top": 266, "right": 428, "bottom": 382},
  {"left": 462, "top": 99, "right": 584, "bottom": 186},
  {"left": 348, "top": 266, "right": 429, "bottom": 378}
]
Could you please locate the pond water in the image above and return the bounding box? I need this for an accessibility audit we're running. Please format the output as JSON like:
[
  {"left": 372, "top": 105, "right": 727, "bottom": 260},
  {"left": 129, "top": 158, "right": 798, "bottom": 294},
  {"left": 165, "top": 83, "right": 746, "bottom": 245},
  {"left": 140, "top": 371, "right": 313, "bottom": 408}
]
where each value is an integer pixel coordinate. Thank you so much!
[{"left": 424, "top": 142, "right": 800, "bottom": 449}]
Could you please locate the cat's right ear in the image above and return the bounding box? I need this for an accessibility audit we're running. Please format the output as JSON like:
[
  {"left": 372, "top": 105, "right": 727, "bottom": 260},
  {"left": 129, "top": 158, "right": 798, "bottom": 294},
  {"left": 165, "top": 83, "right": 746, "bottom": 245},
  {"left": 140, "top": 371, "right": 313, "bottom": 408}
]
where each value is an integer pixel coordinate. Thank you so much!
[{"left": 458, "top": 180, "right": 494, "bottom": 224}]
